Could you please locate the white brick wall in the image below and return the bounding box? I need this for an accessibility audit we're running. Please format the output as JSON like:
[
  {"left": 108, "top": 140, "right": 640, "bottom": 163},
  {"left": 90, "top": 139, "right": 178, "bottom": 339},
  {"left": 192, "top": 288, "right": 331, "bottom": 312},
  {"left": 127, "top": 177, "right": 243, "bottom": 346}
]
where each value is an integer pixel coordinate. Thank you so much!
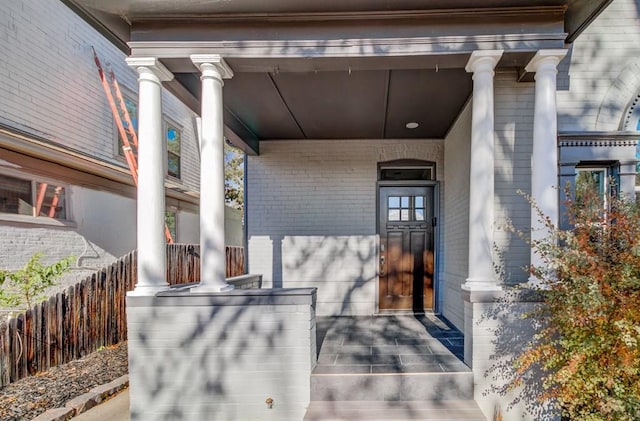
[
  {"left": 127, "top": 295, "right": 316, "bottom": 421},
  {"left": 442, "top": 101, "right": 471, "bottom": 331},
  {"left": 0, "top": 0, "right": 200, "bottom": 193},
  {"left": 247, "top": 139, "right": 444, "bottom": 316}
]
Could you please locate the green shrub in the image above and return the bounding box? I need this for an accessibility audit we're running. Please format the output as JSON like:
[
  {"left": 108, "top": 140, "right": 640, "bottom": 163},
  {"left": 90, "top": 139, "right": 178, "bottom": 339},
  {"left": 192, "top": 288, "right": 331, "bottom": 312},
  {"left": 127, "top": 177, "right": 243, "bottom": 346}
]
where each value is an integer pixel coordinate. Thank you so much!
[{"left": 0, "top": 253, "right": 73, "bottom": 310}]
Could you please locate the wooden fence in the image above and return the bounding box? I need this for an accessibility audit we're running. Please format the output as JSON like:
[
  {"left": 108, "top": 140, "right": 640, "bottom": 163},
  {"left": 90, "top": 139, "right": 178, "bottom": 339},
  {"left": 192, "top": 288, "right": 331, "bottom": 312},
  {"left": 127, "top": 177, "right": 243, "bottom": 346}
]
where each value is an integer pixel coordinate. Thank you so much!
[{"left": 0, "top": 244, "right": 244, "bottom": 387}]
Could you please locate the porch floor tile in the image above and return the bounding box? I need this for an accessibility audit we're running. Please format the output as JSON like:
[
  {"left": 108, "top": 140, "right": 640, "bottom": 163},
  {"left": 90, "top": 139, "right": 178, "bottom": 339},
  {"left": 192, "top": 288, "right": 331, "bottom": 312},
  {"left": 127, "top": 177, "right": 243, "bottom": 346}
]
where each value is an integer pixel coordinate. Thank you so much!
[{"left": 314, "top": 314, "right": 468, "bottom": 375}]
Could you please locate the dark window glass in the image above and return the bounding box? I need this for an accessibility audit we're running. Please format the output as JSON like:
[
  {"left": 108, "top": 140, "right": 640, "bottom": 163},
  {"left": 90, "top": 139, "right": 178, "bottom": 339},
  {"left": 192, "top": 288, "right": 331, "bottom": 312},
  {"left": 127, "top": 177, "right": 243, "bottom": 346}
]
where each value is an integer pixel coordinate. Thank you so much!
[{"left": 0, "top": 174, "right": 32, "bottom": 215}]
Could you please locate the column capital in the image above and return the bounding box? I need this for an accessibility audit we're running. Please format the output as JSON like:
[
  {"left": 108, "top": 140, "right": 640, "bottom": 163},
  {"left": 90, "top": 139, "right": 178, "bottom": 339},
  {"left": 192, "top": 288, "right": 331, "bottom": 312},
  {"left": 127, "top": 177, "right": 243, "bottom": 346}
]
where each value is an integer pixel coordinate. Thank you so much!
[
  {"left": 125, "top": 57, "right": 174, "bottom": 82},
  {"left": 191, "top": 54, "right": 234, "bottom": 79},
  {"left": 524, "top": 49, "right": 568, "bottom": 73},
  {"left": 465, "top": 50, "right": 503, "bottom": 74}
]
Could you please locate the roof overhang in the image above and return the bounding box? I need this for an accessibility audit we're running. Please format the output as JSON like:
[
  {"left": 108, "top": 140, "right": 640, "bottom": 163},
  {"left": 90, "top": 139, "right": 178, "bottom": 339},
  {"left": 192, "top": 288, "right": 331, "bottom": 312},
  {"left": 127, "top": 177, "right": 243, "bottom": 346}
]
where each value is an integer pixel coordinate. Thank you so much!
[{"left": 59, "top": 0, "right": 613, "bottom": 155}]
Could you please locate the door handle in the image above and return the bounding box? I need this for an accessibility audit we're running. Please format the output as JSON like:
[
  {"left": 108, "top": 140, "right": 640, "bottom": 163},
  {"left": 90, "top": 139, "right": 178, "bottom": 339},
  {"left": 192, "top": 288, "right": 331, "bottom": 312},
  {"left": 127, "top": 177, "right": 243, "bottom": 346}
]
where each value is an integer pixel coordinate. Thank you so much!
[{"left": 380, "top": 255, "right": 385, "bottom": 276}]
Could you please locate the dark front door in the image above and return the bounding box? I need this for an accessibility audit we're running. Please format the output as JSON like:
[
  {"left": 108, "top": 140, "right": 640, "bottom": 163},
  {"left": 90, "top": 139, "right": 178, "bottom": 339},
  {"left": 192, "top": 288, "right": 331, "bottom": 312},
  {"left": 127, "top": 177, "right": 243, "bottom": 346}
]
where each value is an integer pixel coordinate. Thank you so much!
[{"left": 379, "top": 186, "right": 435, "bottom": 311}]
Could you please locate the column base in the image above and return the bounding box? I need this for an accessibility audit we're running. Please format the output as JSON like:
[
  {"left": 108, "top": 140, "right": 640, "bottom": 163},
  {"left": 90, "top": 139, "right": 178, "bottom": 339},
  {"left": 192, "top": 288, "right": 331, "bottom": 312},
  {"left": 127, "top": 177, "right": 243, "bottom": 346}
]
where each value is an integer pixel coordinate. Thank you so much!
[
  {"left": 190, "top": 282, "right": 235, "bottom": 293},
  {"left": 462, "top": 279, "right": 502, "bottom": 292},
  {"left": 128, "top": 284, "right": 170, "bottom": 296}
]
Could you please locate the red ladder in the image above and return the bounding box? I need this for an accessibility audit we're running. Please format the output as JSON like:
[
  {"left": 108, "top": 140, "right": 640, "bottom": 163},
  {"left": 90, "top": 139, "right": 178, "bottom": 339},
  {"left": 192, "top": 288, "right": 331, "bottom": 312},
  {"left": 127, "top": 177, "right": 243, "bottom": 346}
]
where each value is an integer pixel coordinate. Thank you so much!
[{"left": 92, "top": 47, "right": 174, "bottom": 243}]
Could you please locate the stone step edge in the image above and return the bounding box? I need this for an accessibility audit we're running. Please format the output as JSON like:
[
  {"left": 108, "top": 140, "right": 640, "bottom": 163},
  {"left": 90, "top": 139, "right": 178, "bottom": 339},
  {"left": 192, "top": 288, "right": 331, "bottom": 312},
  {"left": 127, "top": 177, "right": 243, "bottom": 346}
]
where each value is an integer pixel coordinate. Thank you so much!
[
  {"left": 311, "top": 371, "right": 472, "bottom": 376},
  {"left": 31, "top": 374, "right": 129, "bottom": 421},
  {"left": 304, "top": 400, "right": 486, "bottom": 420}
]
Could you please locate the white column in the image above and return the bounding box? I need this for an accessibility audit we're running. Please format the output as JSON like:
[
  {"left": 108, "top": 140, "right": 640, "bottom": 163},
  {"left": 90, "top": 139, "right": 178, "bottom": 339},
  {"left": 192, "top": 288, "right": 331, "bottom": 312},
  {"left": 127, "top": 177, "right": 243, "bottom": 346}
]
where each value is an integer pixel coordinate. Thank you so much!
[
  {"left": 463, "top": 50, "right": 503, "bottom": 291},
  {"left": 125, "top": 57, "right": 174, "bottom": 293},
  {"left": 191, "top": 54, "right": 234, "bottom": 292},
  {"left": 525, "top": 50, "right": 567, "bottom": 284}
]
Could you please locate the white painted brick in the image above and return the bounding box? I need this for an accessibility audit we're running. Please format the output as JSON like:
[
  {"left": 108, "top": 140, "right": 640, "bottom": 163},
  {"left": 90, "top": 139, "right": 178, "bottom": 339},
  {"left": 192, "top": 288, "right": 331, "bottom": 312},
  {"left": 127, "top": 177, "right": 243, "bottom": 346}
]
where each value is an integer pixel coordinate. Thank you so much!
[
  {"left": 127, "top": 300, "right": 315, "bottom": 421},
  {"left": 247, "top": 138, "right": 444, "bottom": 316}
]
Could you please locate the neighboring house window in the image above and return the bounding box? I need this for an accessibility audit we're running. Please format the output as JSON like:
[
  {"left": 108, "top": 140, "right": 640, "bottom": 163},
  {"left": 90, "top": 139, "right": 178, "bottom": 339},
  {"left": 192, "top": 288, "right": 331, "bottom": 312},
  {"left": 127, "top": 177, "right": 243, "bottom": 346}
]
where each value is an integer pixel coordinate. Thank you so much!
[
  {"left": 165, "top": 210, "right": 177, "bottom": 241},
  {"left": 0, "top": 173, "right": 67, "bottom": 220},
  {"left": 117, "top": 95, "right": 138, "bottom": 158},
  {"left": 166, "top": 122, "right": 181, "bottom": 179},
  {"left": 114, "top": 96, "right": 182, "bottom": 180}
]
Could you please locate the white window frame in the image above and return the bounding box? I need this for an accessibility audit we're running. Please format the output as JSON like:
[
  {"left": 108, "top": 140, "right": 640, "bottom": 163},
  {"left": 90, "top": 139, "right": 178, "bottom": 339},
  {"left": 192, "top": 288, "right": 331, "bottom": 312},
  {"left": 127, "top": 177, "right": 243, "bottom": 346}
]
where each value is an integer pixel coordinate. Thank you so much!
[
  {"left": 574, "top": 165, "right": 615, "bottom": 211},
  {"left": 164, "top": 117, "right": 182, "bottom": 180},
  {"left": 0, "top": 168, "right": 74, "bottom": 226}
]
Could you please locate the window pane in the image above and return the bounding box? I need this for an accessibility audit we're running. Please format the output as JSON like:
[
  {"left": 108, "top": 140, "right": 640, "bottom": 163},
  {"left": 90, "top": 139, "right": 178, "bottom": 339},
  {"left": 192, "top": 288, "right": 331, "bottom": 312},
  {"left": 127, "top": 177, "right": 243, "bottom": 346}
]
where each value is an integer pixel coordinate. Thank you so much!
[
  {"left": 415, "top": 209, "right": 425, "bottom": 221},
  {"left": 0, "top": 175, "right": 32, "bottom": 215},
  {"left": 415, "top": 196, "right": 424, "bottom": 208},
  {"left": 124, "top": 97, "right": 138, "bottom": 132},
  {"left": 576, "top": 169, "right": 606, "bottom": 211},
  {"left": 400, "top": 209, "right": 409, "bottom": 221},
  {"left": 118, "top": 97, "right": 138, "bottom": 157},
  {"left": 35, "top": 182, "right": 66, "bottom": 219},
  {"left": 168, "top": 153, "right": 181, "bottom": 179},
  {"left": 388, "top": 196, "right": 399, "bottom": 208},
  {"left": 576, "top": 170, "right": 605, "bottom": 196},
  {"left": 167, "top": 125, "right": 181, "bottom": 155},
  {"left": 166, "top": 124, "right": 181, "bottom": 179},
  {"left": 388, "top": 209, "right": 400, "bottom": 221},
  {"left": 401, "top": 196, "right": 409, "bottom": 208},
  {"left": 380, "top": 167, "right": 433, "bottom": 181},
  {"left": 165, "top": 211, "right": 177, "bottom": 242}
]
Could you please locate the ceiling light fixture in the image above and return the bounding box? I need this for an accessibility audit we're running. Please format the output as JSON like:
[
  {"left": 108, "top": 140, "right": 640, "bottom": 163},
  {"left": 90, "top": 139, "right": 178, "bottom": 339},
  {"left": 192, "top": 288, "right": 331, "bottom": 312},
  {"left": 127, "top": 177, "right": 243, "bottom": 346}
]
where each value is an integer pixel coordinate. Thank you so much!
[{"left": 406, "top": 122, "right": 419, "bottom": 129}]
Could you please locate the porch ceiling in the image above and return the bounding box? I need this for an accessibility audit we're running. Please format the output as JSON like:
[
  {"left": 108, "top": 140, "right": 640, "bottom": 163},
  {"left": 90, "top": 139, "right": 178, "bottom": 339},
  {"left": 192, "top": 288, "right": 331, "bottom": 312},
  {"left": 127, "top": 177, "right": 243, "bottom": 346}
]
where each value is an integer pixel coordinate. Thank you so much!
[
  {"left": 61, "top": 0, "right": 613, "bottom": 154},
  {"left": 174, "top": 61, "right": 475, "bottom": 142}
]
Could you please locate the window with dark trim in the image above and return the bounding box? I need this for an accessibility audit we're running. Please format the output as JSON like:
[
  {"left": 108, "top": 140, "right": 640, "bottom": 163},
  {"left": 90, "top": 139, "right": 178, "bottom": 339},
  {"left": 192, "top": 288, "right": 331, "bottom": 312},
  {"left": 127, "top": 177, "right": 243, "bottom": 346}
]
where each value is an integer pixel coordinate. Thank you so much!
[
  {"left": 574, "top": 163, "right": 619, "bottom": 211},
  {"left": 0, "top": 173, "right": 68, "bottom": 220},
  {"left": 378, "top": 159, "right": 436, "bottom": 181}
]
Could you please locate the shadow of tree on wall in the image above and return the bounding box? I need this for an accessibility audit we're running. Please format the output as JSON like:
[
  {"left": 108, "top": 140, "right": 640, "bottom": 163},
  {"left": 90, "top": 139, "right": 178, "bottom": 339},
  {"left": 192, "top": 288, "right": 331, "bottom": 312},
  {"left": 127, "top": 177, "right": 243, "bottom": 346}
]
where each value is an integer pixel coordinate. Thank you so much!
[
  {"left": 479, "top": 287, "right": 557, "bottom": 420},
  {"left": 129, "top": 248, "right": 297, "bottom": 420}
]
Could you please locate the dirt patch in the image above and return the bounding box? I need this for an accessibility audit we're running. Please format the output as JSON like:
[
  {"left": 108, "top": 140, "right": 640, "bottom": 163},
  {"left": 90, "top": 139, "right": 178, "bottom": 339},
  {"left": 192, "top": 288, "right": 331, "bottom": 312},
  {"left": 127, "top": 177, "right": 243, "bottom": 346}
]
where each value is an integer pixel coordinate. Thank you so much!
[{"left": 0, "top": 342, "right": 128, "bottom": 420}]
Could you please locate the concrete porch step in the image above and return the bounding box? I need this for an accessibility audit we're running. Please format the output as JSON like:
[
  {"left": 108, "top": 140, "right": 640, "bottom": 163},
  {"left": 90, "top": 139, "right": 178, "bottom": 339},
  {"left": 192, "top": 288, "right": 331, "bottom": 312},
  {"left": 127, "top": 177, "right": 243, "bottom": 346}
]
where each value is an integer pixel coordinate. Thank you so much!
[
  {"left": 303, "top": 400, "right": 486, "bottom": 420},
  {"left": 310, "top": 372, "right": 474, "bottom": 401}
]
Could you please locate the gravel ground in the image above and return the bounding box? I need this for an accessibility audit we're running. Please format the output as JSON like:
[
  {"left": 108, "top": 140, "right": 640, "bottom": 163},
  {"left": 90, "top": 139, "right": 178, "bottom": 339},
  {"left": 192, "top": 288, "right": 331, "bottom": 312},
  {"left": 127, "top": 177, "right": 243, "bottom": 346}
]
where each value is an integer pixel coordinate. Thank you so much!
[{"left": 0, "top": 342, "right": 128, "bottom": 421}]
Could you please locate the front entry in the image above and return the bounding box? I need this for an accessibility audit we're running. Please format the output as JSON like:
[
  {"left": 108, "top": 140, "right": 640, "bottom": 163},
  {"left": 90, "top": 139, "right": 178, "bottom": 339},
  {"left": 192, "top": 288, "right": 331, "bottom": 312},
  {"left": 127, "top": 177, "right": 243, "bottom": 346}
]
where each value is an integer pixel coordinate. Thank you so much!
[{"left": 379, "top": 186, "right": 435, "bottom": 312}]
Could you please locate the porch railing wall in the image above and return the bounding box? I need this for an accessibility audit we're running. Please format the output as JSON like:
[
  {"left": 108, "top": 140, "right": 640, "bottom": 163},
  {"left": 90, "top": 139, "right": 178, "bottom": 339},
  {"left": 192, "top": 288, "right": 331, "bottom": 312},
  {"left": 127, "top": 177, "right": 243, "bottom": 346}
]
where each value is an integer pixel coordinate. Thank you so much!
[{"left": 0, "top": 244, "right": 245, "bottom": 387}]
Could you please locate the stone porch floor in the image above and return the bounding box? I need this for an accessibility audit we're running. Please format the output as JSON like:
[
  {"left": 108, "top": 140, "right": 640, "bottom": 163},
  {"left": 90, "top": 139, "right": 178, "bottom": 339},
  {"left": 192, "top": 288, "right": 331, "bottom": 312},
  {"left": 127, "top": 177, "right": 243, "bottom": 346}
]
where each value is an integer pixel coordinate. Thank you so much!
[
  {"left": 306, "top": 315, "right": 485, "bottom": 420},
  {"left": 314, "top": 314, "right": 469, "bottom": 375}
]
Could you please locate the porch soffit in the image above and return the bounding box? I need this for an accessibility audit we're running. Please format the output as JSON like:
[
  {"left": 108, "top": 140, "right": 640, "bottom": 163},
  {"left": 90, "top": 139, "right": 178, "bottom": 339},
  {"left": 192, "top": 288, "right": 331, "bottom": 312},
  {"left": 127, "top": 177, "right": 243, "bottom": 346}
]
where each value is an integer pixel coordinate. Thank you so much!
[{"left": 60, "top": 0, "right": 612, "bottom": 153}]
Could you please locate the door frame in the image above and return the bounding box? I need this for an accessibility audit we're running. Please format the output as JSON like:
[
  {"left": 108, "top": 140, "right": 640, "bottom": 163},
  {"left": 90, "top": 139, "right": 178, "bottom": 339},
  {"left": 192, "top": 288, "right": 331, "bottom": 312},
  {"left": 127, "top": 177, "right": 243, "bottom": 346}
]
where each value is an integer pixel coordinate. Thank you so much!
[{"left": 376, "top": 180, "right": 441, "bottom": 314}]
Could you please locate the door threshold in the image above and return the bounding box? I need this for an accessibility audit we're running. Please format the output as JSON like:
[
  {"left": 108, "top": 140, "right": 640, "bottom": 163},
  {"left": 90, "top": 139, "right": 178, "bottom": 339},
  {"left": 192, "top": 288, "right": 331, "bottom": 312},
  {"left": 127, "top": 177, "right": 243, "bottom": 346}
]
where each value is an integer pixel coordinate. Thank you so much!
[{"left": 375, "top": 309, "right": 436, "bottom": 316}]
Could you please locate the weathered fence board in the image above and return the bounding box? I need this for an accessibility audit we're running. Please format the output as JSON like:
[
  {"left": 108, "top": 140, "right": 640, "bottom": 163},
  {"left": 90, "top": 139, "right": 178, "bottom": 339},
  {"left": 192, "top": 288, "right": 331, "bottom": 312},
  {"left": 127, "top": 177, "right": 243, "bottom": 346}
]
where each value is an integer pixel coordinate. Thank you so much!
[{"left": 0, "top": 244, "right": 245, "bottom": 387}]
